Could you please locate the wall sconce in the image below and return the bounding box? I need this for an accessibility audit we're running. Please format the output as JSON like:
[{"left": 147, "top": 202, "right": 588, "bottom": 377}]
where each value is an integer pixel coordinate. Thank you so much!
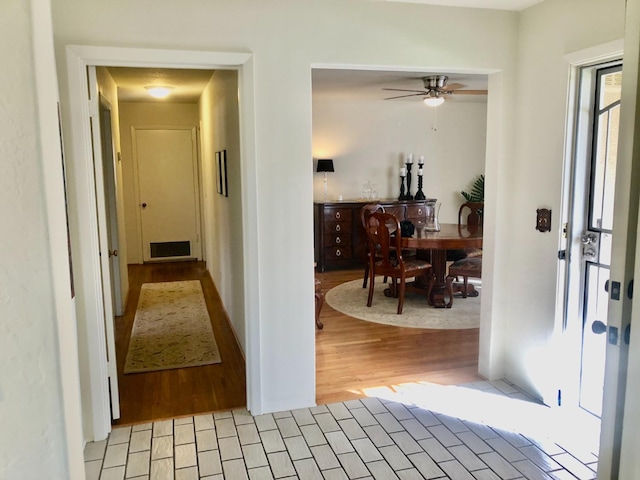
[
  {"left": 145, "top": 86, "right": 173, "bottom": 99},
  {"left": 316, "top": 159, "right": 335, "bottom": 201}
]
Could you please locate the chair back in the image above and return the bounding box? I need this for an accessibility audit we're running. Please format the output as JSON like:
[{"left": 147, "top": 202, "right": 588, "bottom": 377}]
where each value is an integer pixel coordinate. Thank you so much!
[
  {"left": 364, "top": 211, "right": 403, "bottom": 274},
  {"left": 458, "top": 202, "right": 484, "bottom": 228},
  {"left": 360, "top": 203, "right": 385, "bottom": 228}
]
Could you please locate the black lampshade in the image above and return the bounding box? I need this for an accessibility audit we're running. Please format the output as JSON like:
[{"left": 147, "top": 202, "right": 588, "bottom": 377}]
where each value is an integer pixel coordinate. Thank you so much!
[{"left": 316, "top": 159, "right": 335, "bottom": 173}]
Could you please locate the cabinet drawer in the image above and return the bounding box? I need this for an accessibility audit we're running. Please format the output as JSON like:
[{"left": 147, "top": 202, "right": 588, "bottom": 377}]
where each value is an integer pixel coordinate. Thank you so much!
[
  {"left": 325, "top": 246, "right": 351, "bottom": 260},
  {"left": 324, "top": 233, "right": 351, "bottom": 247},
  {"left": 406, "top": 205, "right": 427, "bottom": 220},
  {"left": 323, "top": 208, "right": 352, "bottom": 222},
  {"left": 325, "top": 221, "right": 352, "bottom": 234},
  {"left": 384, "top": 206, "right": 405, "bottom": 220}
]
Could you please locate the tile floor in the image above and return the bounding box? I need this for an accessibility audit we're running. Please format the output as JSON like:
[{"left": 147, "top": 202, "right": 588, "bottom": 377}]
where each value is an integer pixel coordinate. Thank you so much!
[{"left": 84, "top": 380, "right": 599, "bottom": 480}]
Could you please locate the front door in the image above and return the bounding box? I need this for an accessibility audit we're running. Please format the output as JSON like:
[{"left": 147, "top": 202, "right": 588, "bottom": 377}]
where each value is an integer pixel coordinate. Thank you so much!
[{"left": 132, "top": 127, "right": 202, "bottom": 262}]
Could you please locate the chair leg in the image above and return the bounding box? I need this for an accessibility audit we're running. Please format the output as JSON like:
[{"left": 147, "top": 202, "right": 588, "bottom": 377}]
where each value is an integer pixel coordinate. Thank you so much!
[
  {"left": 363, "top": 262, "right": 369, "bottom": 288},
  {"left": 314, "top": 291, "right": 324, "bottom": 329},
  {"left": 426, "top": 273, "right": 436, "bottom": 306},
  {"left": 397, "top": 276, "right": 406, "bottom": 314},
  {"left": 445, "top": 275, "right": 454, "bottom": 309},
  {"left": 367, "top": 270, "right": 376, "bottom": 307},
  {"left": 461, "top": 276, "right": 469, "bottom": 298}
]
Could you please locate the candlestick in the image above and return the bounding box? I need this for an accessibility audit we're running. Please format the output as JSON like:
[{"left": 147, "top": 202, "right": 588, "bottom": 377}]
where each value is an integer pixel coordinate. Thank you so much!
[
  {"left": 398, "top": 175, "right": 406, "bottom": 200},
  {"left": 405, "top": 163, "right": 414, "bottom": 200},
  {"left": 414, "top": 171, "right": 426, "bottom": 200}
]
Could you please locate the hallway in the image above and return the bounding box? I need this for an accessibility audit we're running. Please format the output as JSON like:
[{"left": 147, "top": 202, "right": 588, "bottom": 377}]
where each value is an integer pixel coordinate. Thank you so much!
[{"left": 114, "top": 261, "right": 246, "bottom": 425}]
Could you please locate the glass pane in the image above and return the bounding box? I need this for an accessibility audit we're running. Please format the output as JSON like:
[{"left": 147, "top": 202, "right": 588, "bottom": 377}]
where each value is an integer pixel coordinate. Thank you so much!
[
  {"left": 599, "top": 70, "right": 622, "bottom": 109},
  {"left": 601, "top": 104, "right": 619, "bottom": 230},
  {"left": 599, "top": 232, "right": 612, "bottom": 266},
  {"left": 590, "top": 110, "right": 608, "bottom": 230}
]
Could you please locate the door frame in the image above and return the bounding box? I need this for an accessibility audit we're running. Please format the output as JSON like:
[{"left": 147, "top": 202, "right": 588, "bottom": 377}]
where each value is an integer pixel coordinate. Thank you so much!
[
  {"left": 63, "top": 45, "right": 260, "bottom": 440},
  {"left": 131, "top": 125, "right": 203, "bottom": 263}
]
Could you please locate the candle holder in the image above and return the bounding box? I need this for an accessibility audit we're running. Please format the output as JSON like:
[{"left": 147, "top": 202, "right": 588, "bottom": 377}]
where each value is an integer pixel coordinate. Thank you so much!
[
  {"left": 414, "top": 172, "right": 426, "bottom": 200},
  {"left": 405, "top": 163, "right": 414, "bottom": 200},
  {"left": 398, "top": 176, "right": 406, "bottom": 200}
]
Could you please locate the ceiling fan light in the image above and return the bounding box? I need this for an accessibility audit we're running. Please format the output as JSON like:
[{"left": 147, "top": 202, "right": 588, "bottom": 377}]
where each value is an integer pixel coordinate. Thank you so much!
[
  {"left": 146, "top": 86, "right": 173, "bottom": 99},
  {"left": 423, "top": 96, "right": 445, "bottom": 107}
]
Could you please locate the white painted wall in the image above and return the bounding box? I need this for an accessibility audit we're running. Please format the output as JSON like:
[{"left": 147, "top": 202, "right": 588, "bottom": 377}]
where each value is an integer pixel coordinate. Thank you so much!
[
  {"left": 118, "top": 102, "right": 200, "bottom": 264},
  {"left": 312, "top": 95, "right": 487, "bottom": 223},
  {"left": 199, "top": 70, "right": 246, "bottom": 353},
  {"left": 506, "top": 0, "right": 626, "bottom": 405},
  {"left": 0, "top": 0, "right": 82, "bottom": 477},
  {"left": 52, "top": 0, "right": 518, "bottom": 415}
]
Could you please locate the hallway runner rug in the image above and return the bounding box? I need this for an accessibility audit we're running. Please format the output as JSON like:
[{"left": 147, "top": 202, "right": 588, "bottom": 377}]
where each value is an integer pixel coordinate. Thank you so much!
[
  {"left": 325, "top": 278, "right": 480, "bottom": 329},
  {"left": 124, "top": 280, "right": 221, "bottom": 374}
]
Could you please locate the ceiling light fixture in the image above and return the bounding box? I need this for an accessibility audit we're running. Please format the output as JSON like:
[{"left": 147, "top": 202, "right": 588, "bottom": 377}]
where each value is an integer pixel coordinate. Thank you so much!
[
  {"left": 145, "top": 86, "right": 173, "bottom": 99},
  {"left": 423, "top": 95, "right": 445, "bottom": 107}
]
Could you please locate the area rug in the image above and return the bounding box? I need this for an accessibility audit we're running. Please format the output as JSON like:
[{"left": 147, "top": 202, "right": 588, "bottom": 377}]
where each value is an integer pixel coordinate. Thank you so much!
[
  {"left": 325, "top": 278, "right": 480, "bottom": 329},
  {"left": 124, "top": 280, "right": 221, "bottom": 374}
]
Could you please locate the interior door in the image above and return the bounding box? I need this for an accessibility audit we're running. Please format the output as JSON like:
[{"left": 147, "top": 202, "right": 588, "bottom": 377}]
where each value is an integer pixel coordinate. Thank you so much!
[
  {"left": 88, "top": 66, "right": 120, "bottom": 420},
  {"left": 132, "top": 127, "right": 202, "bottom": 262}
]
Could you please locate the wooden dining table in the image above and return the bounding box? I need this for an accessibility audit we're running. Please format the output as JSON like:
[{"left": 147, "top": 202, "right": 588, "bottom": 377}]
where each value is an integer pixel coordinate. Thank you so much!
[{"left": 401, "top": 223, "right": 483, "bottom": 308}]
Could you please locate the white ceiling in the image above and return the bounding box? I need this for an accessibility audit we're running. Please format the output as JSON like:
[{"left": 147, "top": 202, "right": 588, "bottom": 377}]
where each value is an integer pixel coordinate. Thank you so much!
[{"left": 382, "top": 0, "right": 544, "bottom": 11}]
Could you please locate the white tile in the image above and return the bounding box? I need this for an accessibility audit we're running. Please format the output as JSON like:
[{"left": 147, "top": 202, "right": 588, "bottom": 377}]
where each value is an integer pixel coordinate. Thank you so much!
[
  {"left": 336, "top": 452, "right": 370, "bottom": 479},
  {"left": 292, "top": 408, "right": 316, "bottom": 426},
  {"left": 309, "top": 405, "right": 329, "bottom": 415},
  {"left": 284, "top": 435, "right": 312, "bottom": 460},
  {"left": 519, "top": 445, "right": 562, "bottom": 471},
  {"left": 485, "top": 437, "right": 527, "bottom": 462},
  {"left": 85, "top": 440, "right": 108, "bottom": 461},
  {"left": 408, "top": 409, "right": 440, "bottom": 428},
  {"left": 198, "top": 449, "right": 222, "bottom": 477},
  {"left": 276, "top": 417, "right": 302, "bottom": 438},
  {"left": 374, "top": 413, "right": 404, "bottom": 434},
  {"left": 325, "top": 431, "right": 354, "bottom": 455},
  {"left": 399, "top": 419, "right": 431, "bottom": 441},
  {"left": 350, "top": 408, "right": 378, "bottom": 428},
  {"left": 103, "top": 443, "right": 129, "bottom": 468},
  {"left": 196, "top": 428, "right": 218, "bottom": 451},
  {"left": 470, "top": 469, "right": 502, "bottom": 480},
  {"left": 109, "top": 427, "right": 132, "bottom": 446},
  {"left": 200, "top": 476, "right": 224, "bottom": 480},
  {"left": 293, "top": 458, "right": 324, "bottom": 480},
  {"left": 255, "top": 414, "right": 277, "bottom": 432},
  {"left": 174, "top": 423, "right": 195, "bottom": 445},
  {"left": 301, "top": 424, "right": 327, "bottom": 447},
  {"left": 194, "top": 413, "right": 215, "bottom": 431},
  {"left": 248, "top": 466, "right": 274, "bottom": 480},
  {"left": 327, "top": 403, "right": 352, "bottom": 421},
  {"left": 243, "top": 443, "right": 269, "bottom": 469},
  {"left": 311, "top": 444, "right": 340, "bottom": 470},
  {"left": 385, "top": 403, "right": 413, "bottom": 421},
  {"left": 337, "top": 419, "right": 366, "bottom": 440},
  {"left": 100, "top": 466, "right": 126, "bottom": 480},
  {"left": 215, "top": 418, "right": 237, "bottom": 438},
  {"left": 175, "top": 443, "right": 197, "bottom": 469},
  {"left": 389, "top": 432, "right": 422, "bottom": 455},
  {"left": 365, "top": 460, "right": 399, "bottom": 480},
  {"left": 260, "top": 429, "right": 286, "bottom": 453},
  {"left": 219, "top": 435, "right": 243, "bottom": 461},
  {"left": 175, "top": 466, "right": 199, "bottom": 480},
  {"left": 126, "top": 451, "right": 150, "bottom": 478},
  {"left": 436, "top": 414, "right": 469, "bottom": 434},
  {"left": 343, "top": 400, "right": 364, "bottom": 411},
  {"left": 360, "top": 397, "right": 388, "bottom": 415},
  {"left": 233, "top": 408, "right": 255, "bottom": 425},
  {"left": 132, "top": 422, "right": 152, "bottom": 432},
  {"left": 395, "top": 468, "right": 425, "bottom": 480},
  {"left": 175, "top": 416, "right": 193, "bottom": 426},
  {"left": 378, "top": 445, "right": 412, "bottom": 470},
  {"left": 406, "top": 452, "right": 445, "bottom": 479},
  {"left": 417, "top": 438, "right": 454, "bottom": 463},
  {"left": 363, "top": 425, "right": 394, "bottom": 448},
  {"left": 351, "top": 438, "right": 383, "bottom": 463},
  {"left": 152, "top": 420, "right": 173, "bottom": 438},
  {"left": 428, "top": 424, "right": 463, "bottom": 448},
  {"left": 511, "top": 459, "right": 553, "bottom": 480},
  {"left": 448, "top": 445, "right": 487, "bottom": 471},
  {"left": 222, "top": 459, "right": 250, "bottom": 480},
  {"left": 439, "top": 460, "right": 476, "bottom": 480},
  {"left": 129, "top": 430, "right": 152, "bottom": 453},
  {"left": 314, "top": 413, "right": 341, "bottom": 433},
  {"left": 267, "top": 451, "right": 296, "bottom": 478},
  {"left": 238, "top": 423, "right": 262, "bottom": 445},
  {"left": 273, "top": 411, "right": 293, "bottom": 419},
  {"left": 151, "top": 436, "right": 173, "bottom": 460},
  {"left": 456, "top": 430, "right": 493, "bottom": 455},
  {"left": 213, "top": 411, "right": 233, "bottom": 420},
  {"left": 552, "top": 453, "right": 597, "bottom": 480},
  {"left": 85, "top": 460, "right": 102, "bottom": 480},
  {"left": 150, "top": 458, "right": 173, "bottom": 480},
  {"left": 478, "top": 452, "right": 522, "bottom": 479},
  {"left": 320, "top": 468, "right": 348, "bottom": 480}
]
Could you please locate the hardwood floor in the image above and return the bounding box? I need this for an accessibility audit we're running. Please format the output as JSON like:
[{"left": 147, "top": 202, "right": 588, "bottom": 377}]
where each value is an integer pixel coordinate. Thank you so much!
[
  {"left": 113, "top": 263, "right": 481, "bottom": 425},
  {"left": 113, "top": 261, "right": 246, "bottom": 426},
  {"left": 315, "top": 269, "right": 483, "bottom": 405}
]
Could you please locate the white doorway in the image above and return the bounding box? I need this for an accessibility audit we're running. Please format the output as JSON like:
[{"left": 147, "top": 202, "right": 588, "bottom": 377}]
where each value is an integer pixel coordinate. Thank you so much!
[{"left": 132, "top": 126, "right": 202, "bottom": 262}]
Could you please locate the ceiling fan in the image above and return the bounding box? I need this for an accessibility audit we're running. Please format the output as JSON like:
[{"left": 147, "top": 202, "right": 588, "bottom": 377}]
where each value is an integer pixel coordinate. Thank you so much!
[{"left": 383, "top": 75, "right": 488, "bottom": 106}]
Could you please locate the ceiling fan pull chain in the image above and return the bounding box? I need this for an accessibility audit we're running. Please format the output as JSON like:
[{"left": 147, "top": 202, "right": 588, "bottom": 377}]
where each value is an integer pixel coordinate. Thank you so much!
[{"left": 432, "top": 107, "right": 438, "bottom": 132}]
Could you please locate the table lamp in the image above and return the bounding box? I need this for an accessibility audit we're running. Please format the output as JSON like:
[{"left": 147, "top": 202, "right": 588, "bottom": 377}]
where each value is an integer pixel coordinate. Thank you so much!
[{"left": 316, "top": 159, "right": 334, "bottom": 201}]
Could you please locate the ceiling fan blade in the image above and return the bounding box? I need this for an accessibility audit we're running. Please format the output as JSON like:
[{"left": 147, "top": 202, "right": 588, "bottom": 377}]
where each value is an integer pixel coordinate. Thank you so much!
[
  {"left": 382, "top": 87, "right": 428, "bottom": 94},
  {"left": 384, "top": 93, "right": 428, "bottom": 100},
  {"left": 441, "top": 83, "right": 466, "bottom": 91},
  {"left": 449, "top": 89, "right": 488, "bottom": 95}
]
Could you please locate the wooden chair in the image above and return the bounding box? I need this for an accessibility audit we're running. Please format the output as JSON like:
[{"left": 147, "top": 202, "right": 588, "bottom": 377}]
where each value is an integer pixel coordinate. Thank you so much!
[
  {"left": 364, "top": 210, "right": 434, "bottom": 314},
  {"left": 447, "top": 202, "right": 483, "bottom": 297},
  {"left": 315, "top": 278, "right": 324, "bottom": 329}
]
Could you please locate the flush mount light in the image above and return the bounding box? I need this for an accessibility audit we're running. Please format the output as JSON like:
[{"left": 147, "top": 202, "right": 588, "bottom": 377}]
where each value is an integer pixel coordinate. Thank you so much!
[
  {"left": 145, "top": 86, "right": 173, "bottom": 99},
  {"left": 423, "top": 95, "right": 445, "bottom": 107}
]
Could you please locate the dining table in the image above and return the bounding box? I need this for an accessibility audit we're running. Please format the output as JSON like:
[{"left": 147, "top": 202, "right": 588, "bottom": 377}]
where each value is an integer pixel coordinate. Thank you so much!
[{"left": 401, "top": 223, "right": 483, "bottom": 308}]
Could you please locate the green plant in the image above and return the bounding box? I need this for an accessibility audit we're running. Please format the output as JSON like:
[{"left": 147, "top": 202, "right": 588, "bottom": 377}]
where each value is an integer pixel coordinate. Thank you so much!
[{"left": 461, "top": 174, "right": 485, "bottom": 203}]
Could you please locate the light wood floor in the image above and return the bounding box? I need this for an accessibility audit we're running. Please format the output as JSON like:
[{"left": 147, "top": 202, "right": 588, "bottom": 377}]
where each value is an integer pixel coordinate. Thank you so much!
[
  {"left": 114, "top": 263, "right": 481, "bottom": 425},
  {"left": 114, "top": 261, "right": 246, "bottom": 426},
  {"left": 315, "top": 269, "right": 483, "bottom": 405}
]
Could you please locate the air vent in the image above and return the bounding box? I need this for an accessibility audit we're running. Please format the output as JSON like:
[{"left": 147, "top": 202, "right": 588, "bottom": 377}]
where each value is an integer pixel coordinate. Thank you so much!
[{"left": 150, "top": 241, "right": 191, "bottom": 258}]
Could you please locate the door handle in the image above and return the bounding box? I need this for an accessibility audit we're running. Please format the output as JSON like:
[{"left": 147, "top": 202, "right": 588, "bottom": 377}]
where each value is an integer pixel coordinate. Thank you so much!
[
  {"left": 592, "top": 320, "right": 607, "bottom": 334},
  {"left": 108, "top": 249, "right": 118, "bottom": 257}
]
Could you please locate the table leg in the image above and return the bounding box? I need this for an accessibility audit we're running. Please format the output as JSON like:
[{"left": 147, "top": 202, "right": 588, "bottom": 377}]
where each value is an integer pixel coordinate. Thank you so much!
[{"left": 414, "top": 249, "right": 453, "bottom": 308}]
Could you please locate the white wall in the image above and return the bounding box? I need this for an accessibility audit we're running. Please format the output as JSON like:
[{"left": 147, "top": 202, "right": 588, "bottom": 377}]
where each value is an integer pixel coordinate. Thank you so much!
[
  {"left": 118, "top": 102, "right": 200, "bottom": 264},
  {"left": 312, "top": 95, "right": 487, "bottom": 223},
  {"left": 0, "top": 0, "right": 79, "bottom": 477},
  {"left": 505, "top": 0, "right": 626, "bottom": 404},
  {"left": 199, "top": 70, "right": 246, "bottom": 353}
]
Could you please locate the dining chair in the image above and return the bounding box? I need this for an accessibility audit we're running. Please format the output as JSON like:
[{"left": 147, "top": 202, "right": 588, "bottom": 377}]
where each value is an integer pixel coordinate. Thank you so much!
[
  {"left": 447, "top": 202, "right": 483, "bottom": 297},
  {"left": 364, "top": 210, "right": 434, "bottom": 314}
]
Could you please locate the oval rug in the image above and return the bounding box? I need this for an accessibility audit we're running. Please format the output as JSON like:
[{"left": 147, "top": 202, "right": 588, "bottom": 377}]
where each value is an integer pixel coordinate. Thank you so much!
[{"left": 325, "top": 277, "right": 480, "bottom": 329}]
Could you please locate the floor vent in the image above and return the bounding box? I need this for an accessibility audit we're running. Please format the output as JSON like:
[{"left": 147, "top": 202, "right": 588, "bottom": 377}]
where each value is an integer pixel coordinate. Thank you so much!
[{"left": 150, "top": 241, "right": 191, "bottom": 258}]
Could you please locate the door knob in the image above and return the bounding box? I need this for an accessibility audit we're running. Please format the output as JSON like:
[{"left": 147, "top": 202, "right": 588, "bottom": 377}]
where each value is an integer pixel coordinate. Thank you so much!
[
  {"left": 141, "top": 202, "right": 147, "bottom": 208},
  {"left": 581, "top": 233, "right": 597, "bottom": 245},
  {"left": 592, "top": 320, "right": 607, "bottom": 334}
]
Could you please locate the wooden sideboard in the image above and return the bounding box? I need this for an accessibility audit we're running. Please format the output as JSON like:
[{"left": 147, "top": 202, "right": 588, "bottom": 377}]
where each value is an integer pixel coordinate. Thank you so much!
[{"left": 314, "top": 199, "right": 436, "bottom": 271}]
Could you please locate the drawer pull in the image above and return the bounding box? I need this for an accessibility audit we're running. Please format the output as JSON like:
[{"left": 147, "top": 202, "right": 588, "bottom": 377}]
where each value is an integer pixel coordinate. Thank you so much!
[
  {"left": 336, "top": 249, "right": 342, "bottom": 257},
  {"left": 335, "top": 225, "right": 341, "bottom": 232},
  {"left": 336, "top": 237, "right": 341, "bottom": 244},
  {"left": 418, "top": 209, "right": 423, "bottom": 215},
  {"left": 335, "top": 212, "right": 341, "bottom": 219}
]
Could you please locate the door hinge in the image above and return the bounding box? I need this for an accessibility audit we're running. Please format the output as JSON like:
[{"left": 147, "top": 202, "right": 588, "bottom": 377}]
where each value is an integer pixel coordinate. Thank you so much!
[{"left": 558, "top": 250, "right": 566, "bottom": 260}]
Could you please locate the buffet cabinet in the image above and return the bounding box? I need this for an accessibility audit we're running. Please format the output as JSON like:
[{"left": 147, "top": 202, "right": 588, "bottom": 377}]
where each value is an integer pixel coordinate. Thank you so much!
[{"left": 314, "top": 199, "right": 436, "bottom": 271}]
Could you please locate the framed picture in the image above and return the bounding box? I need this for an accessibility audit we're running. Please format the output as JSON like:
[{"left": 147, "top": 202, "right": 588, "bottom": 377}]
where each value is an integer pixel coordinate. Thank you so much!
[{"left": 216, "top": 150, "right": 228, "bottom": 197}]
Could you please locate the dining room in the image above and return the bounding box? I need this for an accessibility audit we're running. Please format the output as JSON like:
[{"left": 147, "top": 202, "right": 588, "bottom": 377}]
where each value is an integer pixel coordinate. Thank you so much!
[{"left": 312, "top": 68, "right": 488, "bottom": 403}]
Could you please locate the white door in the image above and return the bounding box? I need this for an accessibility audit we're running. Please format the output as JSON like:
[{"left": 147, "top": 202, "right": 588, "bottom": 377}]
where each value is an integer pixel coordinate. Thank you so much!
[
  {"left": 132, "top": 127, "right": 202, "bottom": 262},
  {"left": 88, "top": 67, "right": 120, "bottom": 420}
]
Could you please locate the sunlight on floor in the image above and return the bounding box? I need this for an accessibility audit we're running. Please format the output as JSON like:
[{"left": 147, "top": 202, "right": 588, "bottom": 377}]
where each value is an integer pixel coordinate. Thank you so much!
[{"left": 355, "top": 380, "right": 601, "bottom": 459}]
